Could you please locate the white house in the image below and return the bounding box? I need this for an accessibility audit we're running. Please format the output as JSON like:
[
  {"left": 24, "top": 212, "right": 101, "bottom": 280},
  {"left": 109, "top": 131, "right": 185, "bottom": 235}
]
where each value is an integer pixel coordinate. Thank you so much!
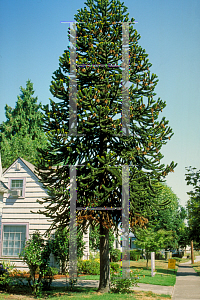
[
  {"left": 0, "top": 155, "right": 138, "bottom": 270},
  {"left": 0, "top": 155, "right": 89, "bottom": 270}
]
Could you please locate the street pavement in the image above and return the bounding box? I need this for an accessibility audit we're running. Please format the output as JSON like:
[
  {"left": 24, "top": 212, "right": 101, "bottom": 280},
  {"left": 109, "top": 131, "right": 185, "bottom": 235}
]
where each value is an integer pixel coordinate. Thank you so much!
[{"left": 172, "top": 255, "right": 200, "bottom": 300}]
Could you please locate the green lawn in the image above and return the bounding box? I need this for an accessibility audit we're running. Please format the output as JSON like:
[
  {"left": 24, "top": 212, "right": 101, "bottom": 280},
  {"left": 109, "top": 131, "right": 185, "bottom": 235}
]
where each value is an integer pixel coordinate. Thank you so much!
[
  {"left": 80, "top": 269, "right": 176, "bottom": 286},
  {"left": 0, "top": 287, "right": 171, "bottom": 300},
  {"left": 192, "top": 260, "right": 200, "bottom": 276},
  {"left": 80, "top": 259, "right": 178, "bottom": 286},
  {"left": 130, "top": 267, "right": 177, "bottom": 286}
]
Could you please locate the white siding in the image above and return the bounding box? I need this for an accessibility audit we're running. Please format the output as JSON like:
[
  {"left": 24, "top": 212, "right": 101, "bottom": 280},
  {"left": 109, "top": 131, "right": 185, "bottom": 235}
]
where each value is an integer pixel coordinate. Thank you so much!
[
  {"left": 0, "top": 159, "right": 55, "bottom": 270},
  {"left": 0, "top": 158, "right": 90, "bottom": 271}
]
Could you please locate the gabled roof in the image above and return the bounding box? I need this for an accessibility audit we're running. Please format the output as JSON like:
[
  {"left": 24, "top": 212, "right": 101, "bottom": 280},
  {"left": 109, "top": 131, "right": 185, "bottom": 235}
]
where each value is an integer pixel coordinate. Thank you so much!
[
  {"left": 20, "top": 157, "right": 36, "bottom": 175},
  {"left": 2, "top": 157, "right": 39, "bottom": 179}
]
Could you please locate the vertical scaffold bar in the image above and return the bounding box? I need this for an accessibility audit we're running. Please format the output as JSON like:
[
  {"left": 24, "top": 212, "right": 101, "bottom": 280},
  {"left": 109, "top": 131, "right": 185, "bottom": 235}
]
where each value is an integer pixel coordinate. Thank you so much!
[
  {"left": 122, "top": 165, "right": 130, "bottom": 278},
  {"left": 68, "top": 164, "right": 130, "bottom": 281},
  {"left": 69, "top": 166, "right": 77, "bottom": 279},
  {"left": 121, "top": 22, "right": 131, "bottom": 136},
  {"left": 69, "top": 22, "right": 78, "bottom": 136}
]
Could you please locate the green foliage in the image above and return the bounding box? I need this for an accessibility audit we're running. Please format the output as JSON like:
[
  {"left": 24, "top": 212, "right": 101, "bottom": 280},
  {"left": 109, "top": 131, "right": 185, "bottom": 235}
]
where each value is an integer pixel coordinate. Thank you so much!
[
  {"left": 185, "top": 166, "right": 200, "bottom": 247},
  {"left": 36, "top": 0, "right": 176, "bottom": 233},
  {"left": 148, "top": 184, "right": 188, "bottom": 249},
  {"left": 49, "top": 267, "right": 59, "bottom": 276},
  {"left": 110, "top": 270, "right": 139, "bottom": 294},
  {"left": 172, "top": 254, "right": 183, "bottom": 260},
  {"left": 130, "top": 250, "right": 141, "bottom": 261},
  {"left": 135, "top": 227, "right": 173, "bottom": 253},
  {"left": 0, "top": 79, "right": 48, "bottom": 168},
  {"left": 78, "top": 259, "right": 100, "bottom": 275},
  {"left": 36, "top": 0, "right": 176, "bottom": 292},
  {"left": 0, "top": 261, "right": 15, "bottom": 292},
  {"left": 19, "top": 230, "right": 52, "bottom": 296},
  {"left": 135, "top": 227, "right": 173, "bottom": 267},
  {"left": 110, "top": 262, "right": 120, "bottom": 273},
  {"left": 110, "top": 249, "right": 121, "bottom": 262},
  {"left": 51, "top": 226, "right": 85, "bottom": 274}
]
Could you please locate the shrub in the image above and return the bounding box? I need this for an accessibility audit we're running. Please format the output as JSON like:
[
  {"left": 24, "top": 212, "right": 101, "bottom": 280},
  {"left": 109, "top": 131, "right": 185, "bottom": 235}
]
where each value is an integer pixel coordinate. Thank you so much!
[
  {"left": 0, "top": 262, "right": 9, "bottom": 276},
  {"left": 49, "top": 267, "right": 59, "bottom": 276},
  {"left": 51, "top": 226, "right": 85, "bottom": 274},
  {"left": 19, "top": 230, "right": 52, "bottom": 296},
  {"left": 0, "top": 262, "right": 28, "bottom": 293},
  {"left": 8, "top": 269, "right": 31, "bottom": 292},
  {"left": 110, "top": 249, "right": 121, "bottom": 262},
  {"left": 78, "top": 259, "right": 100, "bottom": 275},
  {"left": 110, "top": 262, "right": 120, "bottom": 273},
  {"left": 172, "top": 252, "right": 184, "bottom": 258},
  {"left": 130, "top": 250, "right": 141, "bottom": 261},
  {"left": 110, "top": 269, "right": 139, "bottom": 294},
  {"left": 155, "top": 253, "right": 165, "bottom": 260},
  {"left": 0, "top": 261, "right": 14, "bottom": 292}
]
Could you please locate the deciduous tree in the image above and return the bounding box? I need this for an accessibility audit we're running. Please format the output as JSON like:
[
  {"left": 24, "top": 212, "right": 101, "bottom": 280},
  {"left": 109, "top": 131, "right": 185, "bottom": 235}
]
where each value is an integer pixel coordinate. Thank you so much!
[
  {"left": 134, "top": 227, "right": 173, "bottom": 267},
  {"left": 148, "top": 184, "right": 187, "bottom": 250},
  {"left": 185, "top": 166, "right": 200, "bottom": 247}
]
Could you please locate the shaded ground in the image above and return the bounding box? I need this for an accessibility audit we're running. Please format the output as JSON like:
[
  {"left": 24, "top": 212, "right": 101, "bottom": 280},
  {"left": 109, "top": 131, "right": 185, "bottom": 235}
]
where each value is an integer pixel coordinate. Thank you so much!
[{"left": 0, "top": 290, "right": 171, "bottom": 300}]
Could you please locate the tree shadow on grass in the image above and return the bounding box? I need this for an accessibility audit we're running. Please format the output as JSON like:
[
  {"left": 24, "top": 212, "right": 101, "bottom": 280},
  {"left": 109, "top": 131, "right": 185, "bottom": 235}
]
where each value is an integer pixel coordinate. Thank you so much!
[
  {"left": 44, "top": 286, "right": 98, "bottom": 297},
  {"left": 0, "top": 285, "right": 98, "bottom": 299},
  {"left": 156, "top": 268, "right": 177, "bottom": 275}
]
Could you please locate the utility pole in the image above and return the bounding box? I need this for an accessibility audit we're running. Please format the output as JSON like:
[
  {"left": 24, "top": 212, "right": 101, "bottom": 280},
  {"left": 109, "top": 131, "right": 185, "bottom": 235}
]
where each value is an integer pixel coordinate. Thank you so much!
[{"left": 191, "top": 240, "right": 194, "bottom": 264}]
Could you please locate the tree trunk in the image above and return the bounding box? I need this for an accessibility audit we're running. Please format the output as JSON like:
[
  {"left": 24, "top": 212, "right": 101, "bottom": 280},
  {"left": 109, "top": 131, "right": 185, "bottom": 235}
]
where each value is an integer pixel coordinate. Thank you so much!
[
  {"left": 98, "top": 223, "right": 110, "bottom": 293},
  {"left": 191, "top": 240, "right": 194, "bottom": 264},
  {"left": 61, "top": 260, "right": 66, "bottom": 274},
  {"left": 146, "top": 252, "right": 149, "bottom": 268}
]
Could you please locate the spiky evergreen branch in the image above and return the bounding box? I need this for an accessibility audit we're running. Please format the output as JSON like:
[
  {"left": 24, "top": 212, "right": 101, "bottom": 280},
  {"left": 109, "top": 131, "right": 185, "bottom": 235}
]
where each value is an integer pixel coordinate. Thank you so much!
[{"left": 36, "top": 0, "right": 176, "bottom": 234}]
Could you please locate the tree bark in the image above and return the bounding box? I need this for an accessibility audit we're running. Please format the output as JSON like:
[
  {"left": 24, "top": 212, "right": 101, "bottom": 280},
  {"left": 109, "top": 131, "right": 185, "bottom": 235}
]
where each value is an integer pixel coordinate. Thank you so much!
[
  {"left": 191, "top": 240, "right": 194, "bottom": 264},
  {"left": 98, "top": 223, "right": 110, "bottom": 293},
  {"left": 146, "top": 252, "right": 149, "bottom": 268}
]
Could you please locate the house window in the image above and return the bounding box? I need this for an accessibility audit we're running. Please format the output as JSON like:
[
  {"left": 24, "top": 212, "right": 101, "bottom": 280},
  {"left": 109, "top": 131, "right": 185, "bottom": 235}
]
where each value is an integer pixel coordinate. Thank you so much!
[
  {"left": 2, "top": 225, "right": 26, "bottom": 256},
  {"left": 10, "top": 179, "right": 24, "bottom": 197}
]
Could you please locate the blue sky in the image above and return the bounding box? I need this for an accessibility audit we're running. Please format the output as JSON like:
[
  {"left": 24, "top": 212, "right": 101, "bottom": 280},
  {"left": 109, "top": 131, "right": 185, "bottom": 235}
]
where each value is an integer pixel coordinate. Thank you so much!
[{"left": 0, "top": 0, "right": 200, "bottom": 207}]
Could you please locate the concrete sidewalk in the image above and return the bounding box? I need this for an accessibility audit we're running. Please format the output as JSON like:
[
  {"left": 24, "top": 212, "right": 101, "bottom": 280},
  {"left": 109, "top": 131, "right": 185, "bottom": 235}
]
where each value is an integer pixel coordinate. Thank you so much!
[
  {"left": 131, "top": 282, "right": 173, "bottom": 296},
  {"left": 172, "top": 256, "right": 200, "bottom": 300}
]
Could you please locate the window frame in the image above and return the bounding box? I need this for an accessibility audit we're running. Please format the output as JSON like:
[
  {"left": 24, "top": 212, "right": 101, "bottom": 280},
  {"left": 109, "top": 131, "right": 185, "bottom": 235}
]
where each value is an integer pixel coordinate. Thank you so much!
[
  {"left": 0, "top": 222, "right": 29, "bottom": 258},
  {"left": 8, "top": 178, "right": 26, "bottom": 198}
]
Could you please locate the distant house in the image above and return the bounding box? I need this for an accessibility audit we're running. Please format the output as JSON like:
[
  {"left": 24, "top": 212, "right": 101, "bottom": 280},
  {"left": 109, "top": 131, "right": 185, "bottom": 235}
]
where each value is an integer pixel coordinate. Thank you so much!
[
  {"left": 0, "top": 155, "right": 89, "bottom": 270},
  {"left": 113, "top": 224, "right": 139, "bottom": 250}
]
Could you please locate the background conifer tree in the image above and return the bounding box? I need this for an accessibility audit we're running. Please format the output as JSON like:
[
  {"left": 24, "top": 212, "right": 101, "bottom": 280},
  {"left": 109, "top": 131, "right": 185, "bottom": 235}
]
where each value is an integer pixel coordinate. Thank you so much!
[
  {"left": 37, "top": 0, "right": 176, "bottom": 292},
  {"left": 0, "top": 80, "right": 48, "bottom": 168}
]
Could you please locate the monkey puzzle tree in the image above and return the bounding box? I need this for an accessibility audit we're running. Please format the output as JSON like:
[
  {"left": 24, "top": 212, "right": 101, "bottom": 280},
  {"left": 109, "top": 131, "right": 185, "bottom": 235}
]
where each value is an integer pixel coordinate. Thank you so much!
[{"left": 36, "top": 0, "right": 176, "bottom": 293}]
